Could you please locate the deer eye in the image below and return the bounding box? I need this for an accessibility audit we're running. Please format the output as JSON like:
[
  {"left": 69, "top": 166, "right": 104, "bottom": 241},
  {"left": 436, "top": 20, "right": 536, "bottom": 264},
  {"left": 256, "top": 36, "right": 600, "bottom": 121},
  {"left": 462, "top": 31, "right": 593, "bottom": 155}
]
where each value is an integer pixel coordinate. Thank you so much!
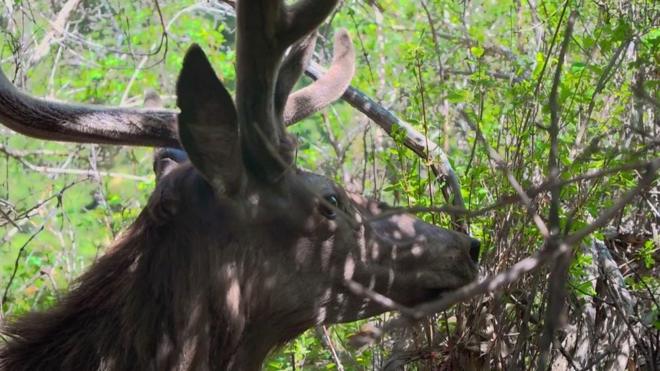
[{"left": 320, "top": 194, "right": 339, "bottom": 219}]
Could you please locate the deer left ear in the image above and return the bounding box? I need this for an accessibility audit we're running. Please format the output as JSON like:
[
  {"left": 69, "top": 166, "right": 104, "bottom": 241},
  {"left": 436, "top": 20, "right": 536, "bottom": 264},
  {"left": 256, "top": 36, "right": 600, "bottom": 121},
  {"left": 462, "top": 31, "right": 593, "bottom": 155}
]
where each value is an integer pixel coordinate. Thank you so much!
[
  {"left": 176, "top": 44, "right": 244, "bottom": 194},
  {"left": 153, "top": 148, "right": 188, "bottom": 181}
]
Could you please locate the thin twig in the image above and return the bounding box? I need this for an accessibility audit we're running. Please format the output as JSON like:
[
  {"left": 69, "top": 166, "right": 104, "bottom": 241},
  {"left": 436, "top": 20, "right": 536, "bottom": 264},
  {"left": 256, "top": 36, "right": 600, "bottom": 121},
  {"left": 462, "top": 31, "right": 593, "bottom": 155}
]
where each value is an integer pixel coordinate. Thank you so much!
[
  {"left": 344, "top": 279, "right": 418, "bottom": 317},
  {"left": 0, "top": 144, "right": 150, "bottom": 181},
  {"left": 349, "top": 159, "right": 659, "bottom": 348},
  {"left": 1, "top": 225, "right": 45, "bottom": 318},
  {"left": 28, "top": 0, "right": 83, "bottom": 66},
  {"left": 538, "top": 11, "right": 576, "bottom": 369},
  {"left": 363, "top": 158, "right": 657, "bottom": 222},
  {"left": 459, "top": 110, "right": 550, "bottom": 237},
  {"left": 307, "top": 62, "right": 468, "bottom": 231},
  {"left": 319, "top": 326, "right": 345, "bottom": 371}
]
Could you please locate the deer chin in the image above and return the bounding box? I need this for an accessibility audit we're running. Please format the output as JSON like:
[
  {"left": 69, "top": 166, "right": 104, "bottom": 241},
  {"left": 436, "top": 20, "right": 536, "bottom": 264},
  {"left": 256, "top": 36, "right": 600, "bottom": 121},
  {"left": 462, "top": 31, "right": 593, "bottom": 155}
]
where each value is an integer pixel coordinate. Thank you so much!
[
  {"left": 420, "top": 269, "right": 478, "bottom": 297},
  {"left": 332, "top": 259, "right": 478, "bottom": 317},
  {"left": 417, "top": 261, "right": 479, "bottom": 287},
  {"left": 392, "top": 269, "right": 478, "bottom": 307},
  {"left": 419, "top": 288, "right": 453, "bottom": 303},
  {"left": 322, "top": 280, "right": 469, "bottom": 324}
]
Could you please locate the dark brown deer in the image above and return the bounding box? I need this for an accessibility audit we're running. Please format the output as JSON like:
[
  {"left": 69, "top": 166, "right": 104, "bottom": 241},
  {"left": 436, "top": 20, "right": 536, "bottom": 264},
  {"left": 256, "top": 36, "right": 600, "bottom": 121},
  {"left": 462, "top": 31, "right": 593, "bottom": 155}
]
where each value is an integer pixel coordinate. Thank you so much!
[{"left": 0, "top": 1, "right": 479, "bottom": 370}]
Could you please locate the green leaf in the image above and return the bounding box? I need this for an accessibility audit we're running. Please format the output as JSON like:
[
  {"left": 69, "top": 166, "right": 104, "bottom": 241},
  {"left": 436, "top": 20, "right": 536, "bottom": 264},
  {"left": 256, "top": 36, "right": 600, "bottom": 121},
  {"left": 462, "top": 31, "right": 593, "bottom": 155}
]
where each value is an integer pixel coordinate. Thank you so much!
[
  {"left": 470, "top": 46, "right": 485, "bottom": 58},
  {"left": 570, "top": 62, "right": 587, "bottom": 73},
  {"left": 27, "top": 256, "right": 43, "bottom": 267},
  {"left": 446, "top": 89, "right": 471, "bottom": 103}
]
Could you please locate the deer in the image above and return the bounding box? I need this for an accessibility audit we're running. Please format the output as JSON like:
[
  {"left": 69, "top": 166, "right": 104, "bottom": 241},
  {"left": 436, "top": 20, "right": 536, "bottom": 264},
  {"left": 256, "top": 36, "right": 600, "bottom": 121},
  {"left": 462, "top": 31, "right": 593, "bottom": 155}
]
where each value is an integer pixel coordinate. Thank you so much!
[{"left": 0, "top": 1, "right": 480, "bottom": 370}]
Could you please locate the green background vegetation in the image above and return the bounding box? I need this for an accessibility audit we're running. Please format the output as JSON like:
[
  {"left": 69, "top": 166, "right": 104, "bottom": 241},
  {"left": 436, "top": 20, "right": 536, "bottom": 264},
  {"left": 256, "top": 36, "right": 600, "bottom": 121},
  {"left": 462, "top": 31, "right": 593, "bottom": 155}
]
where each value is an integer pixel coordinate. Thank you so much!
[{"left": 1, "top": 0, "right": 657, "bottom": 369}]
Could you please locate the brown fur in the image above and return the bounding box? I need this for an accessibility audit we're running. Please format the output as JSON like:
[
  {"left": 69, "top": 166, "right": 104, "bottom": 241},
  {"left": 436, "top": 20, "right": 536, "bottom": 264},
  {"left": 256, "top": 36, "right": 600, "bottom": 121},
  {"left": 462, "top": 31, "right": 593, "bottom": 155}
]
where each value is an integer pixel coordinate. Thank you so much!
[
  {"left": 1, "top": 167, "right": 236, "bottom": 370},
  {"left": 1, "top": 161, "right": 478, "bottom": 370}
]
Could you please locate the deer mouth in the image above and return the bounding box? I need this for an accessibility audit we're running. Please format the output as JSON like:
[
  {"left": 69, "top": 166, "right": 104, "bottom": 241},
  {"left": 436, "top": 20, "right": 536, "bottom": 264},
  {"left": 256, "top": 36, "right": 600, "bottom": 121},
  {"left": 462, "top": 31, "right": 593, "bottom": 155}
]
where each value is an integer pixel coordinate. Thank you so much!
[
  {"left": 419, "top": 278, "right": 473, "bottom": 302},
  {"left": 416, "top": 263, "right": 479, "bottom": 293},
  {"left": 370, "top": 265, "right": 478, "bottom": 307},
  {"left": 423, "top": 287, "right": 451, "bottom": 299}
]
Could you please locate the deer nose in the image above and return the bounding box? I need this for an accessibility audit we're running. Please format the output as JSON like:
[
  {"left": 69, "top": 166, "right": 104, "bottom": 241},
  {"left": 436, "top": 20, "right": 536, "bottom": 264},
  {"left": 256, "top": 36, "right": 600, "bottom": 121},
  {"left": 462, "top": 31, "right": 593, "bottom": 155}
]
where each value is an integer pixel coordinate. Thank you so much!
[{"left": 469, "top": 238, "right": 480, "bottom": 263}]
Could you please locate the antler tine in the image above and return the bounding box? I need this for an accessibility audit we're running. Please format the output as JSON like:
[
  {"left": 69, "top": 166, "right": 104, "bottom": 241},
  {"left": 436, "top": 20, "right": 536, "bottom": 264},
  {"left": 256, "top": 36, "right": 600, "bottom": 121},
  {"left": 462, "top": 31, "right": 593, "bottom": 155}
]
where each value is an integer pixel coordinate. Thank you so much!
[
  {"left": 284, "top": 29, "right": 355, "bottom": 126},
  {"left": 235, "top": 0, "right": 338, "bottom": 182},
  {"left": 280, "top": 0, "right": 340, "bottom": 47},
  {"left": 0, "top": 68, "right": 179, "bottom": 147},
  {"left": 275, "top": 32, "right": 318, "bottom": 120}
]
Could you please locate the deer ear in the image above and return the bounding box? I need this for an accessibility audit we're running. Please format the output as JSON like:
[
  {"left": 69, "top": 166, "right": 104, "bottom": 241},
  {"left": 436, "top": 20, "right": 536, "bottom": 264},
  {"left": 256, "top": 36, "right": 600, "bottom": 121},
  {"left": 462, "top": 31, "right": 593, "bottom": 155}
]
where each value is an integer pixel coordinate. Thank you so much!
[
  {"left": 153, "top": 148, "right": 188, "bottom": 181},
  {"left": 176, "top": 44, "right": 244, "bottom": 194}
]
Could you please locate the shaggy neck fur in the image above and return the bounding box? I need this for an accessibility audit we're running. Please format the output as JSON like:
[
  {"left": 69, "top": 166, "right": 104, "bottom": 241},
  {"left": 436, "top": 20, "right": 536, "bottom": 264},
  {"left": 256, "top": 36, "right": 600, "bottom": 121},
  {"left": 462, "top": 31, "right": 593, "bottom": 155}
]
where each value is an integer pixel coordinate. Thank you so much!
[{"left": 0, "top": 191, "right": 305, "bottom": 371}]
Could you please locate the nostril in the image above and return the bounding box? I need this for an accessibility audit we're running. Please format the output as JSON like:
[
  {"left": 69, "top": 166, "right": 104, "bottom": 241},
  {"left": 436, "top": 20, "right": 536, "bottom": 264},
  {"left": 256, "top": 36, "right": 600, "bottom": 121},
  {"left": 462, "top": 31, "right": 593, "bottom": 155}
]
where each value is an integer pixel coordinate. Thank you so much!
[{"left": 469, "top": 238, "right": 480, "bottom": 263}]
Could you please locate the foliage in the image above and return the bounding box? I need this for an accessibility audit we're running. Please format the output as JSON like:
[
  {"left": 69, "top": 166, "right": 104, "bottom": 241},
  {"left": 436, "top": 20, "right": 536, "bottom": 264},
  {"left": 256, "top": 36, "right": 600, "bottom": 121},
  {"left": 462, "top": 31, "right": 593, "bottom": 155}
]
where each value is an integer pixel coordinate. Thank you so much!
[{"left": 1, "top": 0, "right": 658, "bottom": 369}]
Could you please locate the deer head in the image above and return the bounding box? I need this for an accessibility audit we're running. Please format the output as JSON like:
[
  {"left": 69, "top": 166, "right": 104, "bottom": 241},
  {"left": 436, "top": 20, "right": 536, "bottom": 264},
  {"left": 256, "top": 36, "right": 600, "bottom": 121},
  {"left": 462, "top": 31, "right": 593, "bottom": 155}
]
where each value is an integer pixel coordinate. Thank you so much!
[{"left": 0, "top": 1, "right": 479, "bottom": 370}]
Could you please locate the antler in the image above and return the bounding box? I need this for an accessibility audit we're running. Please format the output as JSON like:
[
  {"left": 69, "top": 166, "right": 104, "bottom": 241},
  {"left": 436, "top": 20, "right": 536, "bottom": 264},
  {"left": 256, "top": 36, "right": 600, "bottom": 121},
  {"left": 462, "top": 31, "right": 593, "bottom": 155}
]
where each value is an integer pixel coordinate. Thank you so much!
[
  {"left": 234, "top": 0, "right": 341, "bottom": 182},
  {"left": 0, "top": 69, "right": 180, "bottom": 147},
  {"left": 284, "top": 29, "right": 355, "bottom": 125},
  {"left": 276, "top": 32, "right": 318, "bottom": 121},
  {"left": 0, "top": 1, "right": 352, "bottom": 154}
]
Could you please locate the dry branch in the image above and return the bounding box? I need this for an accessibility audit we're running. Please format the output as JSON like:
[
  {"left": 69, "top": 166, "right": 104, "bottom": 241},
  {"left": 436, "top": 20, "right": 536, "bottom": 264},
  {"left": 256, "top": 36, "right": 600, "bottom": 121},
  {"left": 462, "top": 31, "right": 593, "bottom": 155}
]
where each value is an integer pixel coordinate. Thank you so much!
[
  {"left": 0, "top": 144, "right": 150, "bottom": 181},
  {"left": 349, "top": 158, "right": 659, "bottom": 348},
  {"left": 306, "top": 63, "right": 467, "bottom": 230},
  {"left": 29, "top": 0, "right": 83, "bottom": 66}
]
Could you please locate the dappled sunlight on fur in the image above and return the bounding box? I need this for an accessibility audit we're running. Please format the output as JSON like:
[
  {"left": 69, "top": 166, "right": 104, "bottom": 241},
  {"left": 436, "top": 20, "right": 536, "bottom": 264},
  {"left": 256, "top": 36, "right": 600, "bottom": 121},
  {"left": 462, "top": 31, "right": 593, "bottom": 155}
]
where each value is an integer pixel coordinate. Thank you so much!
[{"left": 0, "top": 2, "right": 479, "bottom": 369}]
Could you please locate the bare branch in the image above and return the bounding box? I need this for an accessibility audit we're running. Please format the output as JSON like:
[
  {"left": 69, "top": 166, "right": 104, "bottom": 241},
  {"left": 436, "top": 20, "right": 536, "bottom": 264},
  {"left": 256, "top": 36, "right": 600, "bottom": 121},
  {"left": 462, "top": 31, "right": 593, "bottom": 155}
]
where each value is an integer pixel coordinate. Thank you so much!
[
  {"left": 0, "top": 144, "right": 150, "bottom": 181},
  {"left": 459, "top": 110, "right": 550, "bottom": 237},
  {"left": 349, "top": 158, "right": 659, "bottom": 348},
  {"left": 538, "top": 11, "right": 576, "bottom": 368},
  {"left": 344, "top": 279, "right": 417, "bottom": 317},
  {"left": 29, "top": 0, "right": 83, "bottom": 66},
  {"left": 306, "top": 67, "right": 467, "bottom": 229}
]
